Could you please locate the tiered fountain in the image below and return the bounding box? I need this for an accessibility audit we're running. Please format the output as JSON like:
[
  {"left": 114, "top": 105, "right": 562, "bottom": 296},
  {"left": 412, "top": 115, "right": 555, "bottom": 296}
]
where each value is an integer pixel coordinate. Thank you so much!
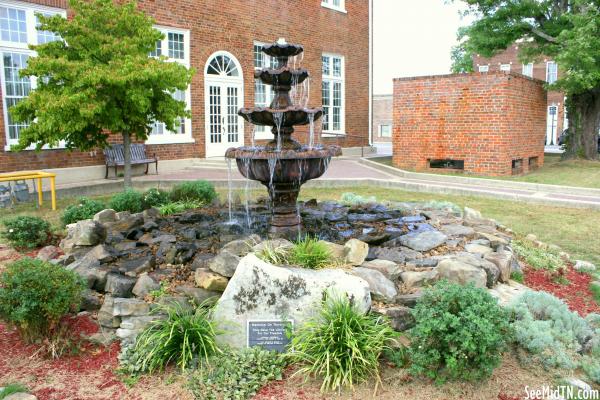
[{"left": 225, "top": 39, "right": 341, "bottom": 236}]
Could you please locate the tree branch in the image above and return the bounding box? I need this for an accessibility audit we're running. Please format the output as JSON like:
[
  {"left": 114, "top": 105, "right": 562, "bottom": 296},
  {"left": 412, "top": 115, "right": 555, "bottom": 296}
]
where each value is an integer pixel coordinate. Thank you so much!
[{"left": 531, "top": 28, "right": 558, "bottom": 43}]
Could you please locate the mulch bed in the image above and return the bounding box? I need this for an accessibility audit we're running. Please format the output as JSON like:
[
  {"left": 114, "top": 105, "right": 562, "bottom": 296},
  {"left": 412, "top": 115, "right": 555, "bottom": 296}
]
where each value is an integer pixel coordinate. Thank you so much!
[{"left": 524, "top": 264, "right": 600, "bottom": 316}]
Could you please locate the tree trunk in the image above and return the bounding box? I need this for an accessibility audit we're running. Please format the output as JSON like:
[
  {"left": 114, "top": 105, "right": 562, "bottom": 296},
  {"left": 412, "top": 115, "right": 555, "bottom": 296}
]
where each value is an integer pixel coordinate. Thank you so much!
[
  {"left": 565, "top": 88, "right": 600, "bottom": 160},
  {"left": 122, "top": 132, "right": 133, "bottom": 189}
]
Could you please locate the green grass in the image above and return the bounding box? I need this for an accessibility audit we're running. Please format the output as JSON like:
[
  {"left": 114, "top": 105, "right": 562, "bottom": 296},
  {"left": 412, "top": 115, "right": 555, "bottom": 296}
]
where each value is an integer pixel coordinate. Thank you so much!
[
  {"left": 591, "top": 282, "right": 600, "bottom": 305},
  {"left": 370, "top": 154, "right": 600, "bottom": 189},
  {"left": 0, "top": 383, "right": 28, "bottom": 399}
]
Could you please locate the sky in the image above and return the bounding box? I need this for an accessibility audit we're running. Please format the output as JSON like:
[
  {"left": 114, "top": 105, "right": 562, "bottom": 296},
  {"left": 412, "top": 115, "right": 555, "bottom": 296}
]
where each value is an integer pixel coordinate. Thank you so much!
[{"left": 373, "top": 0, "right": 473, "bottom": 94}]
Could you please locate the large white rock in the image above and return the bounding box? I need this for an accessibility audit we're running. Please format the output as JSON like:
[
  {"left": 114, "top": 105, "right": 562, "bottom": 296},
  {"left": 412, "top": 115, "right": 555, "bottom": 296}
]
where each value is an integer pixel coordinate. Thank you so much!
[{"left": 213, "top": 253, "right": 371, "bottom": 349}]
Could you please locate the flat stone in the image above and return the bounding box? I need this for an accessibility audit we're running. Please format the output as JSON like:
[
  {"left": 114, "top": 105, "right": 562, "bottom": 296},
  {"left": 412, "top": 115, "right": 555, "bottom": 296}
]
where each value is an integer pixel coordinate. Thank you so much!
[
  {"left": 352, "top": 267, "right": 397, "bottom": 302},
  {"left": 400, "top": 230, "right": 447, "bottom": 252},
  {"left": 574, "top": 260, "right": 596, "bottom": 272},
  {"left": 208, "top": 250, "right": 240, "bottom": 278},
  {"left": 191, "top": 253, "right": 214, "bottom": 271},
  {"left": 360, "top": 259, "right": 402, "bottom": 281},
  {"left": 118, "top": 256, "right": 155, "bottom": 277},
  {"left": 112, "top": 298, "right": 150, "bottom": 317},
  {"left": 81, "top": 290, "right": 102, "bottom": 311},
  {"left": 152, "top": 234, "right": 177, "bottom": 244},
  {"left": 488, "top": 281, "right": 531, "bottom": 307},
  {"left": 195, "top": 269, "right": 229, "bottom": 291},
  {"left": 94, "top": 209, "right": 117, "bottom": 224},
  {"left": 213, "top": 253, "right": 371, "bottom": 349},
  {"left": 132, "top": 273, "right": 160, "bottom": 298},
  {"left": 98, "top": 296, "right": 121, "bottom": 328},
  {"left": 440, "top": 224, "right": 475, "bottom": 238},
  {"left": 221, "top": 235, "right": 261, "bottom": 257},
  {"left": 484, "top": 251, "right": 514, "bottom": 282},
  {"left": 114, "top": 241, "right": 137, "bottom": 252},
  {"left": 464, "top": 243, "right": 494, "bottom": 256},
  {"left": 344, "top": 239, "right": 369, "bottom": 265},
  {"left": 476, "top": 232, "right": 509, "bottom": 248},
  {"left": 400, "top": 269, "right": 439, "bottom": 290},
  {"left": 4, "top": 393, "right": 37, "bottom": 400},
  {"left": 104, "top": 273, "right": 136, "bottom": 297},
  {"left": 36, "top": 245, "right": 60, "bottom": 261},
  {"left": 320, "top": 241, "right": 347, "bottom": 260},
  {"left": 87, "top": 244, "right": 115, "bottom": 263},
  {"left": 174, "top": 285, "right": 221, "bottom": 304},
  {"left": 120, "top": 315, "right": 165, "bottom": 330},
  {"left": 437, "top": 257, "right": 487, "bottom": 288},
  {"left": 371, "top": 304, "right": 415, "bottom": 331},
  {"left": 368, "top": 248, "right": 406, "bottom": 263},
  {"left": 406, "top": 258, "right": 439, "bottom": 268},
  {"left": 394, "top": 292, "right": 423, "bottom": 307}
]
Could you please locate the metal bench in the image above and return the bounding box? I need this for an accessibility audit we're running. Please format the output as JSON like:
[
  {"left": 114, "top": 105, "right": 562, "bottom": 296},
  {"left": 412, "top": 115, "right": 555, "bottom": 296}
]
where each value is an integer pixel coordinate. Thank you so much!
[{"left": 104, "top": 144, "right": 158, "bottom": 179}]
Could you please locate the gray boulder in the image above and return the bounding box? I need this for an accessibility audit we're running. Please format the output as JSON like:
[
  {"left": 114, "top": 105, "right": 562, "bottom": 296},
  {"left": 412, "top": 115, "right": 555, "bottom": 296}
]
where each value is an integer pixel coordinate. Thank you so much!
[
  {"left": 352, "top": 267, "right": 397, "bottom": 302},
  {"left": 440, "top": 224, "right": 475, "bottom": 238},
  {"left": 400, "top": 269, "right": 439, "bottom": 290},
  {"left": 93, "top": 209, "right": 117, "bottom": 224},
  {"left": 112, "top": 298, "right": 150, "bottom": 317},
  {"left": 222, "top": 235, "right": 261, "bottom": 257},
  {"left": 195, "top": 269, "right": 229, "bottom": 291},
  {"left": 118, "top": 256, "right": 155, "bottom": 277},
  {"left": 360, "top": 259, "right": 402, "bottom": 281},
  {"left": 208, "top": 250, "right": 240, "bottom": 278},
  {"left": 174, "top": 285, "right": 221, "bottom": 304},
  {"left": 400, "top": 230, "right": 447, "bottom": 252},
  {"left": 344, "top": 239, "right": 369, "bottom": 265},
  {"left": 484, "top": 251, "right": 514, "bottom": 282},
  {"left": 36, "top": 245, "right": 60, "bottom": 262},
  {"left": 371, "top": 304, "right": 415, "bottom": 331},
  {"left": 105, "top": 273, "right": 136, "bottom": 297},
  {"left": 213, "top": 254, "right": 371, "bottom": 349},
  {"left": 132, "top": 273, "right": 160, "bottom": 298},
  {"left": 98, "top": 296, "right": 121, "bottom": 328},
  {"left": 437, "top": 256, "right": 487, "bottom": 288},
  {"left": 69, "top": 220, "right": 107, "bottom": 247},
  {"left": 464, "top": 243, "right": 494, "bottom": 257}
]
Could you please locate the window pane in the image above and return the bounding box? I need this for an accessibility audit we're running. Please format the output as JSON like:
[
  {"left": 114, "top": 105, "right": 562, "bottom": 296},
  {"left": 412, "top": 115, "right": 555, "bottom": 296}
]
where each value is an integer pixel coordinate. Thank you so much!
[
  {"left": 254, "top": 44, "right": 264, "bottom": 69},
  {"left": 36, "top": 13, "right": 60, "bottom": 44},
  {"left": 149, "top": 39, "right": 162, "bottom": 57},
  {"left": 522, "top": 63, "right": 533, "bottom": 78},
  {"left": 322, "top": 55, "right": 330, "bottom": 76},
  {"left": 2, "top": 52, "right": 31, "bottom": 141},
  {"left": 0, "top": 7, "right": 27, "bottom": 44},
  {"left": 333, "top": 57, "right": 342, "bottom": 77},
  {"left": 322, "top": 80, "right": 330, "bottom": 131},
  {"left": 168, "top": 32, "right": 184, "bottom": 59}
]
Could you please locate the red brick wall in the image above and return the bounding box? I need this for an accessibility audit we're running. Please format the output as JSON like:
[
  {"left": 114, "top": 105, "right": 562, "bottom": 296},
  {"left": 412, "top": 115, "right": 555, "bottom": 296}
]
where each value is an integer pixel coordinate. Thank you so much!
[
  {"left": 0, "top": 0, "right": 369, "bottom": 173},
  {"left": 473, "top": 44, "right": 565, "bottom": 143},
  {"left": 372, "top": 94, "right": 392, "bottom": 143},
  {"left": 392, "top": 72, "right": 546, "bottom": 176}
]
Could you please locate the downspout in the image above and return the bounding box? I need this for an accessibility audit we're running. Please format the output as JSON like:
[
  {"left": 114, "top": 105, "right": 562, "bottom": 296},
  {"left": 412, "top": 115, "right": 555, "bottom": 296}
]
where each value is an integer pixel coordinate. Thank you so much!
[{"left": 368, "top": 0, "right": 373, "bottom": 147}]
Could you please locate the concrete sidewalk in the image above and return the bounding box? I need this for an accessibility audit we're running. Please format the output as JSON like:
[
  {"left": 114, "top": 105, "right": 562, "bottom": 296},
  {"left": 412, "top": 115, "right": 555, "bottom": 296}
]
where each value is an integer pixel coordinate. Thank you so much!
[{"left": 48, "top": 157, "right": 600, "bottom": 210}]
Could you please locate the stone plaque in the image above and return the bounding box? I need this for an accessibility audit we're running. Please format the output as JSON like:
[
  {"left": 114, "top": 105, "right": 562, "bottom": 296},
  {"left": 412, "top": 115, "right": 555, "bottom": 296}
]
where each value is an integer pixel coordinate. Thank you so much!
[{"left": 247, "top": 320, "right": 293, "bottom": 353}]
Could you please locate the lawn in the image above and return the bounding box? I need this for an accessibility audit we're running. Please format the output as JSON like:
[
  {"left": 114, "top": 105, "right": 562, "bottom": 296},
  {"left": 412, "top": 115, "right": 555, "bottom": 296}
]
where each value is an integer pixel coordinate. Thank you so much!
[
  {"left": 371, "top": 153, "right": 600, "bottom": 189},
  {"left": 1, "top": 185, "right": 598, "bottom": 266}
]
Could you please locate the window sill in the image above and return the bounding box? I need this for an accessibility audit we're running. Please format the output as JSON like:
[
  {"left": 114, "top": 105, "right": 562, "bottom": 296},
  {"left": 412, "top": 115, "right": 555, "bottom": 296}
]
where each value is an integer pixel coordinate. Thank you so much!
[
  {"left": 321, "top": 3, "right": 347, "bottom": 13},
  {"left": 145, "top": 136, "right": 195, "bottom": 145},
  {"left": 4, "top": 143, "right": 66, "bottom": 152}
]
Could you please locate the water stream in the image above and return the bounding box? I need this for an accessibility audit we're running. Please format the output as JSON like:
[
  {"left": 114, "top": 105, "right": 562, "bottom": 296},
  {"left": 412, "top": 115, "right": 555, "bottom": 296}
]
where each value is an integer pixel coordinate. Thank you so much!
[{"left": 226, "top": 158, "right": 233, "bottom": 223}]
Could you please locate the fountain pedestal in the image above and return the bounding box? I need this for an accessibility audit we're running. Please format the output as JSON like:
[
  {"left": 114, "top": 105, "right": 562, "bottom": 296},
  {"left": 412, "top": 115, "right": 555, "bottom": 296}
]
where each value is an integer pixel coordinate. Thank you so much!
[{"left": 226, "top": 40, "right": 341, "bottom": 237}]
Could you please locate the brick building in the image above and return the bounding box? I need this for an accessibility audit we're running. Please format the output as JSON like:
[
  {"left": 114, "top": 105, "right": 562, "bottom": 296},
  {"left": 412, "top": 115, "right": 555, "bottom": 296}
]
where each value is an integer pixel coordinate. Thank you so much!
[
  {"left": 473, "top": 43, "right": 565, "bottom": 146},
  {"left": 392, "top": 72, "right": 547, "bottom": 176},
  {"left": 0, "top": 0, "right": 371, "bottom": 177},
  {"left": 372, "top": 94, "right": 392, "bottom": 143}
]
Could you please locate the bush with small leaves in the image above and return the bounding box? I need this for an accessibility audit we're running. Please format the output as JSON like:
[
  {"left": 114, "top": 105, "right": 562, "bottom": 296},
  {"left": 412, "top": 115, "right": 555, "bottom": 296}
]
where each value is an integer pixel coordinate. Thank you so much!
[
  {"left": 189, "top": 347, "right": 288, "bottom": 400},
  {"left": 142, "top": 188, "right": 170, "bottom": 209},
  {"left": 61, "top": 197, "right": 106, "bottom": 225},
  {"left": 169, "top": 180, "right": 216, "bottom": 203},
  {"left": 512, "top": 239, "right": 565, "bottom": 272},
  {"left": 1, "top": 216, "right": 51, "bottom": 249},
  {"left": 409, "top": 280, "right": 511, "bottom": 383},
  {"left": 109, "top": 189, "right": 145, "bottom": 213},
  {"left": 0, "top": 258, "right": 84, "bottom": 342}
]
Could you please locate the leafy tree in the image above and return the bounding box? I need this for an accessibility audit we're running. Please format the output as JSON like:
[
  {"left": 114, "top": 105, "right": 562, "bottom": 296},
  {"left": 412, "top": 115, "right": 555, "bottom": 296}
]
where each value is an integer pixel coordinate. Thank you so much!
[
  {"left": 454, "top": 0, "right": 600, "bottom": 159},
  {"left": 10, "top": 0, "right": 194, "bottom": 187},
  {"left": 450, "top": 43, "right": 474, "bottom": 73}
]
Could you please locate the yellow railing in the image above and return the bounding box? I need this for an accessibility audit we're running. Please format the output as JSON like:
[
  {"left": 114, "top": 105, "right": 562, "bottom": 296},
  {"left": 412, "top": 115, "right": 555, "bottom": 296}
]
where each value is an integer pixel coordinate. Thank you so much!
[{"left": 0, "top": 171, "right": 57, "bottom": 210}]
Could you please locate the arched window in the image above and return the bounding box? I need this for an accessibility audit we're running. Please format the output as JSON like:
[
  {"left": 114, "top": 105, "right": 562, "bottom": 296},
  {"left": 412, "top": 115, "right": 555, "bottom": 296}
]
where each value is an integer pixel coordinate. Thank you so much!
[{"left": 206, "top": 54, "right": 239, "bottom": 77}]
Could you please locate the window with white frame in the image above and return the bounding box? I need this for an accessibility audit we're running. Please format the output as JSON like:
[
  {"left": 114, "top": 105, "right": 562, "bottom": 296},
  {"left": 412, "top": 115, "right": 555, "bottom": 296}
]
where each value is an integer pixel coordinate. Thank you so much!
[
  {"left": 478, "top": 65, "right": 489, "bottom": 73},
  {"left": 500, "top": 63, "right": 511, "bottom": 72},
  {"left": 253, "top": 42, "right": 276, "bottom": 139},
  {"left": 147, "top": 26, "right": 192, "bottom": 144},
  {"left": 322, "top": 54, "right": 344, "bottom": 134},
  {"left": 321, "top": 0, "right": 346, "bottom": 12},
  {"left": 546, "top": 61, "right": 558, "bottom": 84},
  {"left": 522, "top": 63, "right": 533, "bottom": 78},
  {"left": 379, "top": 124, "right": 391, "bottom": 138},
  {"left": 0, "top": 1, "right": 65, "bottom": 149}
]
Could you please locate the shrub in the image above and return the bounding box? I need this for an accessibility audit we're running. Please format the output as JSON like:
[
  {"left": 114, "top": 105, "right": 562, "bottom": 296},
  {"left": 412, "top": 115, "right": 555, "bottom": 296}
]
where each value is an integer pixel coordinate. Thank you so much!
[
  {"left": 289, "top": 237, "right": 333, "bottom": 269},
  {"left": 158, "top": 199, "right": 204, "bottom": 216},
  {"left": 0, "top": 258, "right": 84, "bottom": 341},
  {"left": 170, "top": 180, "right": 216, "bottom": 203},
  {"left": 340, "top": 192, "right": 376, "bottom": 205},
  {"left": 120, "top": 301, "right": 219, "bottom": 374},
  {"left": 510, "top": 270, "right": 524, "bottom": 283},
  {"left": 189, "top": 347, "right": 287, "bottom": 400},
  {"left": 591, "top": 282, "right": 600, "bottom": 305},
  {"left": 109, "top": 189, "right": 145, "bottom": 213},
  {"left": 142, "top": 188, "right": 170, "bottom": 209},
  {"left": 1, "top": 216, "right": 51, "bottom": 249},
  {"left": 409, "top": 281, "right": 511, "bottom": 383},
  {"left": 0, "top": 383, "right": 29, "bottom": 400},
  {"left": 61, "top": 197, "right": 106, "bottom": 225},
  {"left": 255, "top": 241, "right": 292, "bottom": 266},
  {"left": 289, "top": 295, "right": 397, "bottom": 392},
  {"left": 512, "top": 239, "right": 565, "bottom": 272},
  {"left": 508, "top": 291, "right": 596, "bottom": 370}
]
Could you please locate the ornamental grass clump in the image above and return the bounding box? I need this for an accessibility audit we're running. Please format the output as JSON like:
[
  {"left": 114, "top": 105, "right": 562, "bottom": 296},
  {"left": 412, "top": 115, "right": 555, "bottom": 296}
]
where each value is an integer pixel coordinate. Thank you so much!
[
  {"left": 158, "top": 199, "right": 204, "bottom": 216},
  {"left": 289, "top": 236, "right": 333, "bottom": 269},
  {"left": 0, "top": 258, "right": 84, "bottom": 342},
  {"left": 121, "top": 300, "right": 220, "bottom": 374},
  {"left": 409, "top": 280, "right": 511, "bottom": 383},
  {"left": 289, "top": 295, "right": 397, "bottom": 392},
  {"left": 1, "top": 216, "right": 51, "bottom": 249}
]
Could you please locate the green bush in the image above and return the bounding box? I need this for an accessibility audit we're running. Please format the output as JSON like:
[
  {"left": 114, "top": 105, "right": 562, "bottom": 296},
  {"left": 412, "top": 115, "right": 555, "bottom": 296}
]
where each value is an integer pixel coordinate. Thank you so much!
[
  {"left": 1, "top": 216, "right": 51, "bottom": 249},
  {"left": 511, "top": 270, "right": 524, "bottom": 283},
  {"left": 120, "top": 301, "right": 219, "bottom": 374},
  {"left": 0, "top": 258, "right": 84, "bottom": 341},
  {"left": 289, "top": 295, "right": 397, "bottom": 392},
  {"left": 591, "top": 282, "right": 600, "bottom": 305},
  {"left": 169, "top": 180, "right": 216, "bottom": 203},
  {"left": 142, "top": 188, "right": 170, "bottom": 209},
  {"left": 0, "top": 383, "right": 29, "bottom": 400},
  {"left": 190, "top": 347, "right": 287, "bottom": 400},
  {"left": 409, "top": 281, "right": 511, "bottom": 383},
  {"left": 61, "top": 197, "right": 106, "bottom": 225},
  {"left": 340, "top": 192, "right": 376, "bottom": 205},
  {"left": 158, "top": 199, "right": 204, "bottom": 216},
  {"left": 289, "top": 237, "right": 333, "bottom": 269},
  {"left": 509, "top": 291, "right": 597, "bottom": 370},
  {"left": 109, "top": 189, "right": 145, "bottom": 213},
  {"left": 512, "top": 239, "right": 565, "bottom": 271}
]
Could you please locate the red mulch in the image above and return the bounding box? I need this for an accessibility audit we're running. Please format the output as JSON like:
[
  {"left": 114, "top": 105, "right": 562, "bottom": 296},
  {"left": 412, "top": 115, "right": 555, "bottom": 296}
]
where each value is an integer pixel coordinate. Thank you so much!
[{"left": 524, "top": 265, "right": 600, "bottom": 316}]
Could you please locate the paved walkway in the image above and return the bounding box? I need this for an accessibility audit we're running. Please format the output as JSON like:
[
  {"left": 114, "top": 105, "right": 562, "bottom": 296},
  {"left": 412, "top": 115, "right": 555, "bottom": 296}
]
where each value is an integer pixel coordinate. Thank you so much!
[{"left": 133, "top": 157, "right": 600, "bottom": 210}]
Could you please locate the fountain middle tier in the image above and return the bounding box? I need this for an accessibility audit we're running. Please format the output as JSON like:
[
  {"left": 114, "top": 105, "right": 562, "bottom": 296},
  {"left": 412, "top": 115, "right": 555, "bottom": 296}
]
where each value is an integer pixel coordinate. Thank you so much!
[
  {"left": 238, "top": 107, "right": 322, "bottom": 128},
  {"left": 255, "top": 67, "right": 309, "bottom": 87}
]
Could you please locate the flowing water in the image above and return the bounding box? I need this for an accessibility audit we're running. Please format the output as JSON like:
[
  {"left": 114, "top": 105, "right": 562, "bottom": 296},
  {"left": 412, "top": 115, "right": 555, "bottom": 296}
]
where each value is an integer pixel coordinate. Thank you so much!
[
  {"left": 308, "top": 112, "right": 315, "bottom": 149},
  {"left": 273, "top": 111, "right": 284, "bottom": 152},
  {"left": 226, "top": 158, "right": 233, "bottom": 223},
  {"left": 241, "top": 157, "right": 252, "bottom": 229}
]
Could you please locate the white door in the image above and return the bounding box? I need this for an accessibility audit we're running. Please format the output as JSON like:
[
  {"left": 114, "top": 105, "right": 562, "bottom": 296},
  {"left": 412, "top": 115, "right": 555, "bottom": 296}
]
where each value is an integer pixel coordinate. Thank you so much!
[
  {"left": 546, "top": 105, "right": 558, "bottom": 146},
  {"left": 204, "top": 52, "right": 244, "bottom": 157}
]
